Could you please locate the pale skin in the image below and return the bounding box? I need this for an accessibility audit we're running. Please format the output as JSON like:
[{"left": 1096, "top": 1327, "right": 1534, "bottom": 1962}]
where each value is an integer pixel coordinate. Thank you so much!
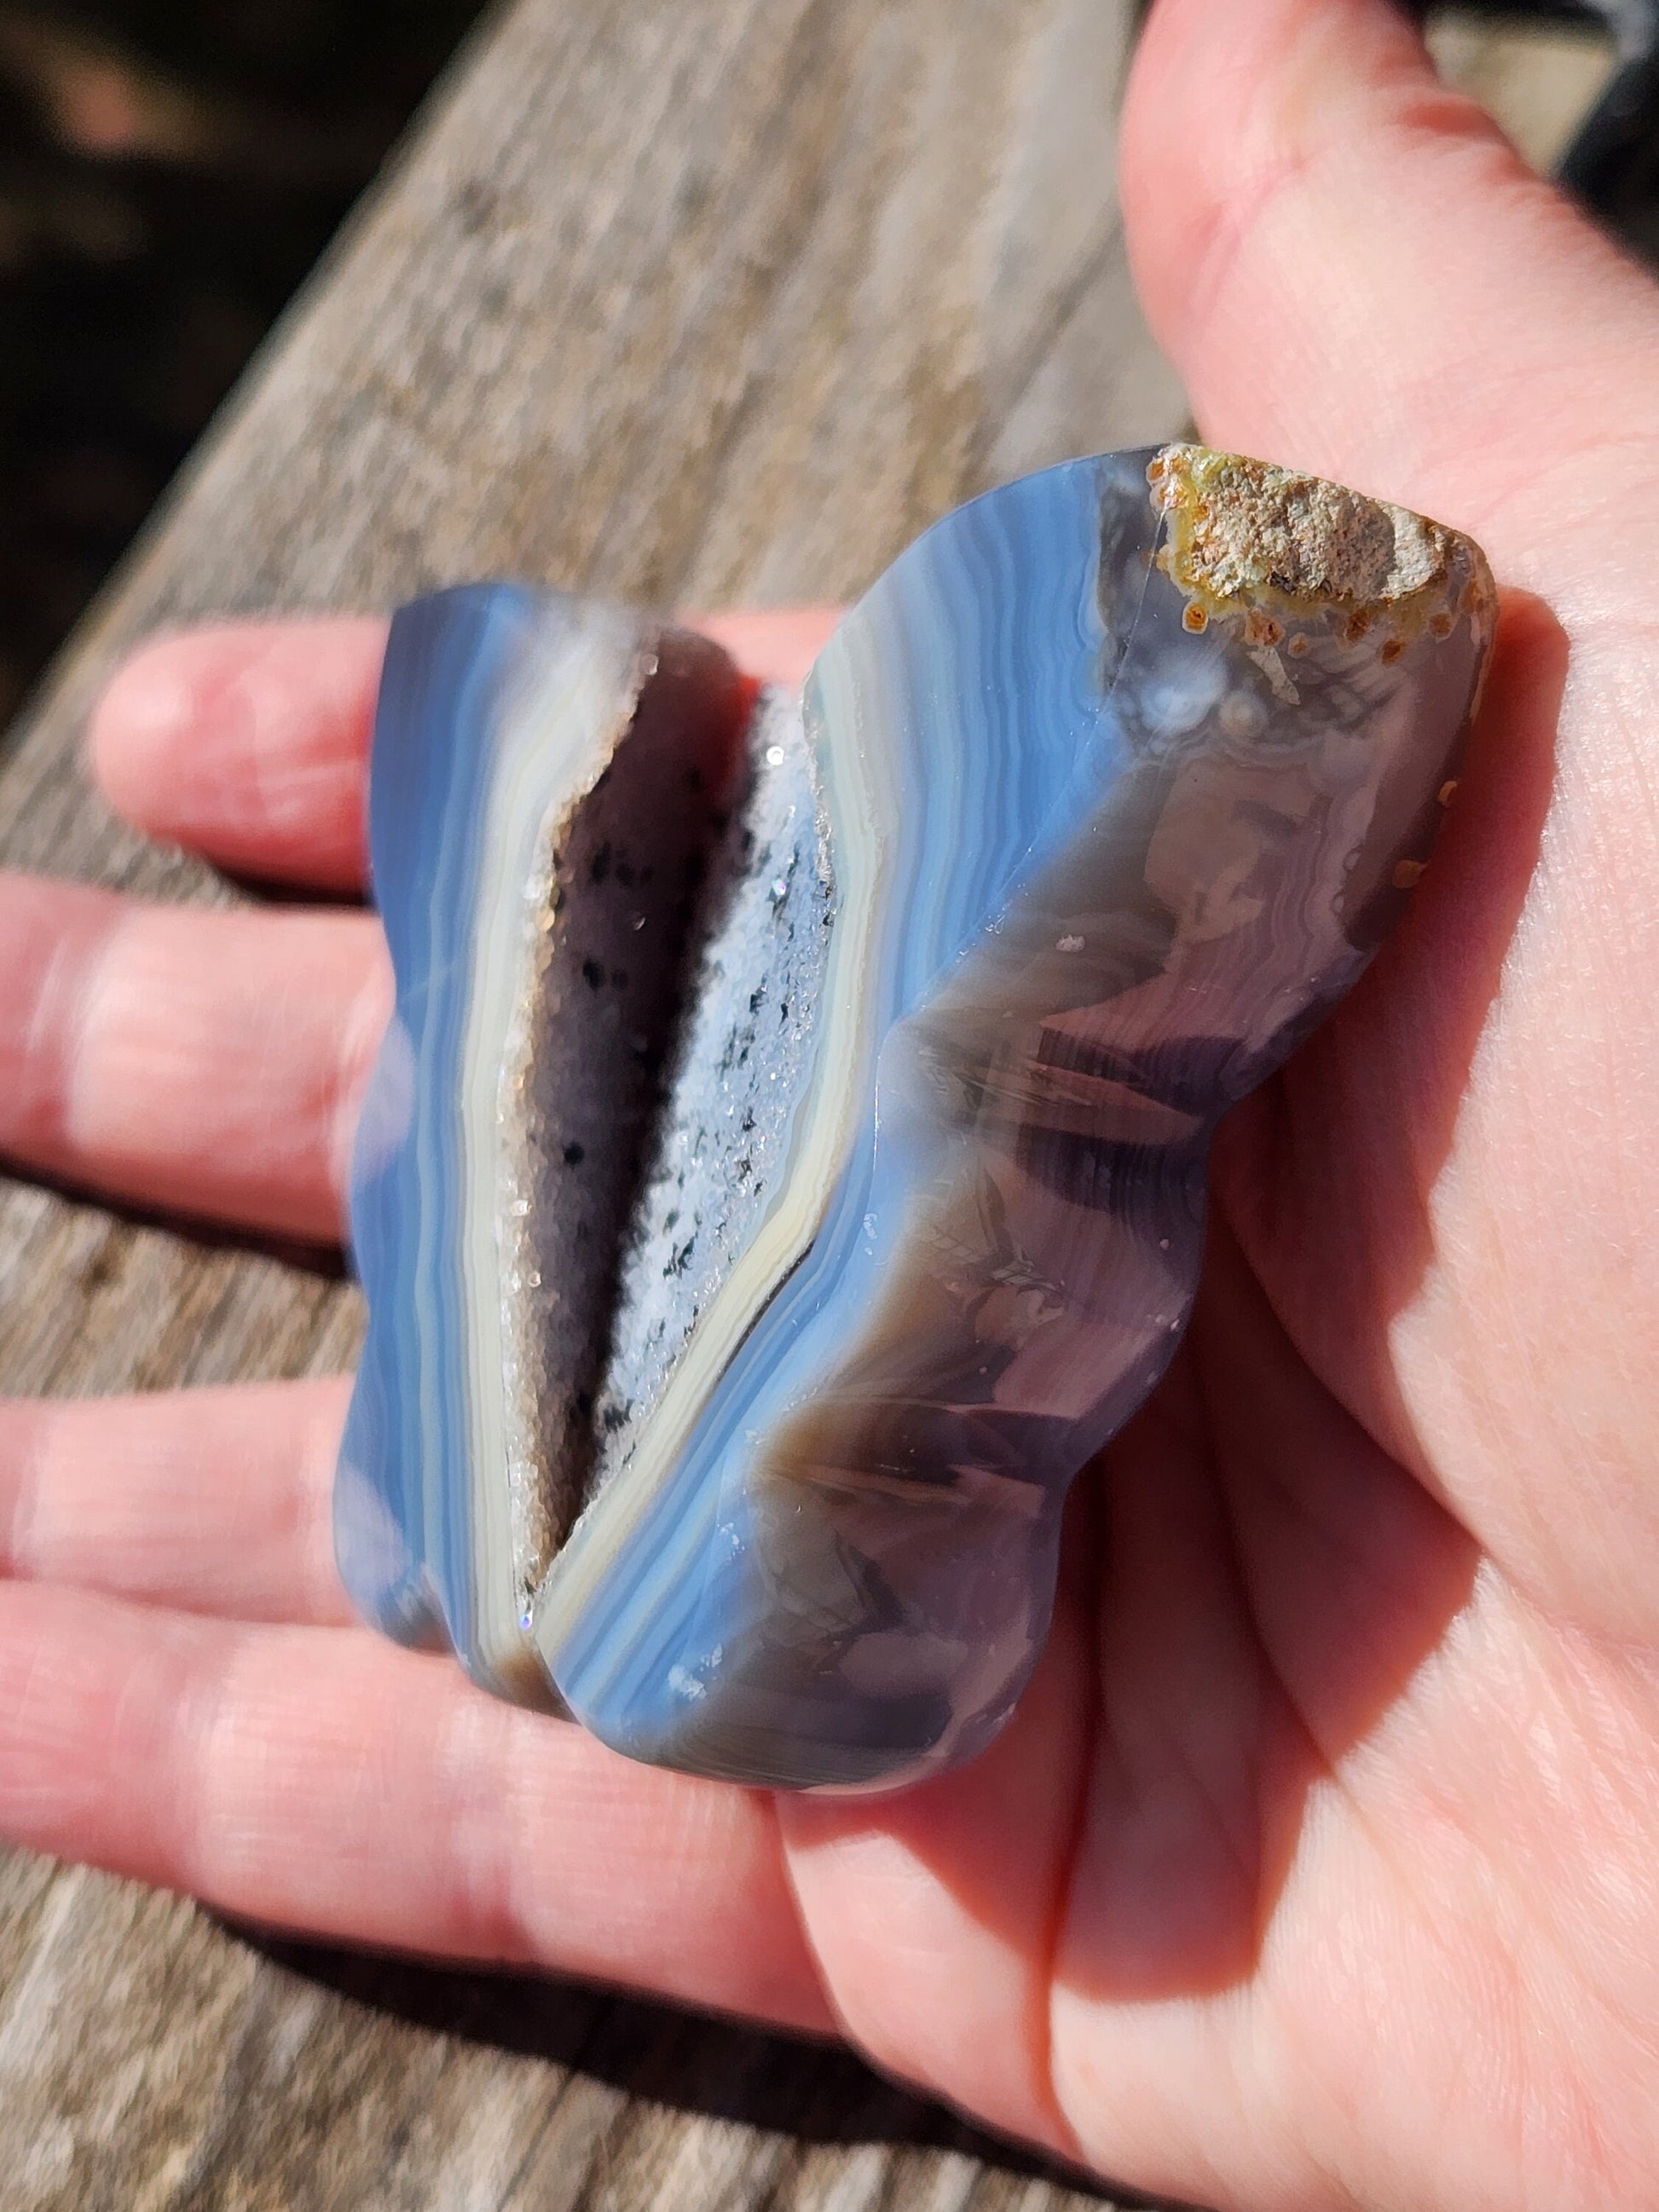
[{"left": 3, "top": 1, "right": 1659, "bottom": 2203}]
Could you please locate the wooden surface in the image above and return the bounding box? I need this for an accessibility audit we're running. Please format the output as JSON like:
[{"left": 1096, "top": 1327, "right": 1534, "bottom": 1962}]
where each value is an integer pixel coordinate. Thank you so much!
[{"left": 0, "top": 6, "right": 1606, "bottom": 2209}]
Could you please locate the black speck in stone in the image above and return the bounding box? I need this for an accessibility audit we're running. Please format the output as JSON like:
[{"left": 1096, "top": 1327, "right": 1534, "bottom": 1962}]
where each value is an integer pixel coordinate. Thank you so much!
[
  {"left": 563, "top": 1141, "right": 586, "bottom": 1165},
  {"left": 589, "top": 843, "right": 612, "bottom": 884},
  {"left": 581, "top": 956, "right": 604, "bottom": 990}
]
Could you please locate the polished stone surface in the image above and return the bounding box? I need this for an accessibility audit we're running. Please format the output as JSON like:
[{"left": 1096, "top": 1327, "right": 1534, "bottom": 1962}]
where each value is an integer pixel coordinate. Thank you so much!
[{"left": 338, "top": 446, "right": 1494, "bottom": 1788}]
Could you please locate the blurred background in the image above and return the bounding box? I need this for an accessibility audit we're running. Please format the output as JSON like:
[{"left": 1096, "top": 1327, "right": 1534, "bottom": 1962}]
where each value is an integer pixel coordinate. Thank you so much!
[
  {"left": 0, "top": 0, "right": 489, "bottom": 727},
  {"left": 0, "top": 0, "right": 1641, "bottom": 731}
]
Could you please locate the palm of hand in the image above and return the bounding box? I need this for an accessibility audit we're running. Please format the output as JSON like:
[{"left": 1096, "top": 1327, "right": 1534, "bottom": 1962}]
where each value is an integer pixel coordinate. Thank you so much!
[{"left": 5, "top": 4, "right": 1659, "bottom": 2207}]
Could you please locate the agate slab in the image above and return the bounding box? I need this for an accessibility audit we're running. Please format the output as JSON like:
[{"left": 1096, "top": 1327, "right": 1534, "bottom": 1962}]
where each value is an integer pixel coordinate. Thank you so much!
[{"left": 337, "top": 445, "right": 1495, "bottom": 1789}]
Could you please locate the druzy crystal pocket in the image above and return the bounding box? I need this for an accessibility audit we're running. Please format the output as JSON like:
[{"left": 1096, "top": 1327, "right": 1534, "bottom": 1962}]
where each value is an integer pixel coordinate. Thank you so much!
[{"left": 336, "top": 446, "right": 1494, "bottom": 1790}]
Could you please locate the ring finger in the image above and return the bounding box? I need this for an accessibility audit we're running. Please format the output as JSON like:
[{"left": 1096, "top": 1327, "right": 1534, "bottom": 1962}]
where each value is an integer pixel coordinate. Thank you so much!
[
  {"left": 0, "top": 870, "right": 387, "bottom": 1242},
  {"left": 0, "top": 1377, "right": 355, "bottom": 1625}
]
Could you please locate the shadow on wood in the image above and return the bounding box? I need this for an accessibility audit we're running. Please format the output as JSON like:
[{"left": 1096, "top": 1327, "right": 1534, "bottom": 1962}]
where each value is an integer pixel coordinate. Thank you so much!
[{"left": 246, "top": 1931, "right": 1151, "bottom": 2203}]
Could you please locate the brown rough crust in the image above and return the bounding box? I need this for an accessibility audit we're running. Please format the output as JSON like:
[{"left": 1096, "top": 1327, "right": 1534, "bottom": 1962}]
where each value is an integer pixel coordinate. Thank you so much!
[{"left": 1148, "top": 443, "right": 1465, "bottom": 624}]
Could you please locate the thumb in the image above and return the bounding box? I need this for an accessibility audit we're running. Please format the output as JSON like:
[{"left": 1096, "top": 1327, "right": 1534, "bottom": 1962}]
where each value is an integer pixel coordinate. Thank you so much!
[{"left": 1120, "top": 0, "right": 1659, "bottom": 598}]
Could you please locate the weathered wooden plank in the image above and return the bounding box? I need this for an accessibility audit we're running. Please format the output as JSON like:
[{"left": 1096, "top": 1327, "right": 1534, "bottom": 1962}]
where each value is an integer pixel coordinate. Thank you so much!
[{"left": 0, "top": 0, "right": 1175, "bottom": 2205}]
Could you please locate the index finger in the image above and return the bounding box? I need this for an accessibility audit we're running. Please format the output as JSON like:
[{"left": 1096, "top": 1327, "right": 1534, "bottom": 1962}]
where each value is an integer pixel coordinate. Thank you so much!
[{"left": 90, "top": 607, "right": 844, "bottom": 894}]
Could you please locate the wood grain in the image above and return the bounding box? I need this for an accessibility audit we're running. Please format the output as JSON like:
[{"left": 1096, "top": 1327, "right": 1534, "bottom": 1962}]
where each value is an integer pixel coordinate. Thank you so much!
[{"left": 0, "top": 2, "right": 1176, "bottom": 2206}]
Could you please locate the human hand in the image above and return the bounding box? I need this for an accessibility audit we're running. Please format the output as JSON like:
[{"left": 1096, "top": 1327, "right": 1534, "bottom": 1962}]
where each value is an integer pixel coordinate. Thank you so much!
[{"left": 5, "top": 2, "right": 1659, "bottom": 2205}]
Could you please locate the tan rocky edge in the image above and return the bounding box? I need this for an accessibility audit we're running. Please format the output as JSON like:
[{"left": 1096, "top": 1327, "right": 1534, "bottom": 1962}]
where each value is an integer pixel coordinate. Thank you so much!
[{"left": 1147, "top": 442, "right": 1495, "bottom": 660}]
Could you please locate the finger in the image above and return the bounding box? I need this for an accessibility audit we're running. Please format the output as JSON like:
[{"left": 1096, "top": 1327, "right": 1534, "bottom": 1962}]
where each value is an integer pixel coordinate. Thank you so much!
[
  {"left": 1121, "top": 0, "right": 1659, "bottom": 575},
  {"left": 0, "top": 1581, "right": 830, "bottom": 2033},
  {"left": 91, "top": 608, "right": 845, "bottom": 894},
  {"left": 0, "top": 871, "right": 386, "bottom": 1241},
  {"left": 686, "top": 605, "right": 842, "bottom": 688},
  {"left": 0, "top": 1381, "right": 353, "bottom": 1626},
  {"left": 90, "top": 619, "right": 387, "bottom": 894}
]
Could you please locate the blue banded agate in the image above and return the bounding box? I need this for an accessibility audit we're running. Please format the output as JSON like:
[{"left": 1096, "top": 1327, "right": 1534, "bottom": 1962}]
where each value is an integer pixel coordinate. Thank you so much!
[{"left": 338, "top": 446, "right": 1494, "bottom": 1788}]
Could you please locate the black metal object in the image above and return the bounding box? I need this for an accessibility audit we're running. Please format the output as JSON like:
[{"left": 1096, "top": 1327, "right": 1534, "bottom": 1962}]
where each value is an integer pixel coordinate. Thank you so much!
[{"left": 1556, "top": 4, "right": 1659, "bottom": 257}]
